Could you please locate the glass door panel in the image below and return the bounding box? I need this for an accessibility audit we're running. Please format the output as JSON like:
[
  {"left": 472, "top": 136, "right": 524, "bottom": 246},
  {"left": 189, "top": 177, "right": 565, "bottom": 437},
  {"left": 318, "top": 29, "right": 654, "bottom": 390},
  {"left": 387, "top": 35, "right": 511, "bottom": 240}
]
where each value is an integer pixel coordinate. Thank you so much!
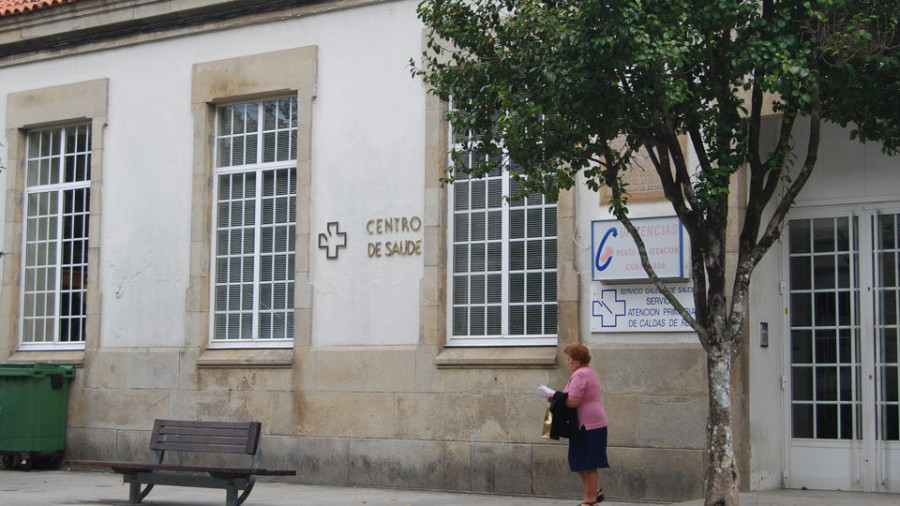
[
  {"left": 789, "top": 216, "right": 861, "bottom": 441},
  {"left": 876, "top": 214, "right": 900, "bottom": 442}
]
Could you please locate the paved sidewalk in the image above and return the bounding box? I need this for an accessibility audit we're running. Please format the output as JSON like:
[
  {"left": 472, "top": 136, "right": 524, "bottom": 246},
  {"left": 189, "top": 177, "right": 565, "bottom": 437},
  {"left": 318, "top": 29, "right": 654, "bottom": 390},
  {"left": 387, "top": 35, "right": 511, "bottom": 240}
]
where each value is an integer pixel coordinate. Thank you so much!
[
  {"left": 0, "top": 469, "right": 654, "bottom": 506},
  {"left": 2, "top": 469, "right": 899, "bottom": 505},
  {"left": 678, "top": 488, "right": 900, "bottom": 506}
]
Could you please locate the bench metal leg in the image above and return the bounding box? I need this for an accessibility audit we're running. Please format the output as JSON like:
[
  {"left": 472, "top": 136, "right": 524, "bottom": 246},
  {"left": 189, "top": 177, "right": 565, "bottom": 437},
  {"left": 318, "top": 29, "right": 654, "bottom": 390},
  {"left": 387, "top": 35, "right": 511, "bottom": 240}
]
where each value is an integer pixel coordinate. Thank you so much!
[
  {"left": 236, "top": 480, "right": 255, "bottom": 506},
  {"left": 225, "top": 485, "right": 238, "bottom": 506},
  {"left": 126, "top": 476, "right": 153, "bottom": 503},
  {"left": 128, "top": 482, "right": 141, "bottom": 504}
]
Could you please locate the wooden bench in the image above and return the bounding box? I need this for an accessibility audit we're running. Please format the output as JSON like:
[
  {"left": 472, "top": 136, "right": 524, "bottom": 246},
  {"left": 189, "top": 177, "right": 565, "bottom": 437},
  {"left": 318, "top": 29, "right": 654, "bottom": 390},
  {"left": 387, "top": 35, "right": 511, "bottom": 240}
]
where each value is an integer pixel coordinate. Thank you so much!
[{"left": 65, "top": 419, "right": 296, "bottom": 506}]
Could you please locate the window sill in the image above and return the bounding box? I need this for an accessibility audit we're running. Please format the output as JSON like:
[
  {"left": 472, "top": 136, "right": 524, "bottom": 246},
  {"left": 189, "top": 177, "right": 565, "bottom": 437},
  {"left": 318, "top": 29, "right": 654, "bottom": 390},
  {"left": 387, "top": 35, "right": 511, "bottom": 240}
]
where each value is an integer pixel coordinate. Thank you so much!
[
  {"left": 197, "top": 348, "right": 293, "bottom": 369},
  {"left": 8, "top": 350, "right": 85, "bottom": 366},
  {"left": 434, "top": 346, "right": 557, "bottom": 369}
]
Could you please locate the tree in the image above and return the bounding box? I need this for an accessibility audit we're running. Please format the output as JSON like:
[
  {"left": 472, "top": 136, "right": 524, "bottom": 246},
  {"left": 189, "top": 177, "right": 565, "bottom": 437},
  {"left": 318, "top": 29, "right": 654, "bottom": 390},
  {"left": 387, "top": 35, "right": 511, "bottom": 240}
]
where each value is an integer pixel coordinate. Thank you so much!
[{"left": 412, "top": 1, "right": 900, "bottom": 504}]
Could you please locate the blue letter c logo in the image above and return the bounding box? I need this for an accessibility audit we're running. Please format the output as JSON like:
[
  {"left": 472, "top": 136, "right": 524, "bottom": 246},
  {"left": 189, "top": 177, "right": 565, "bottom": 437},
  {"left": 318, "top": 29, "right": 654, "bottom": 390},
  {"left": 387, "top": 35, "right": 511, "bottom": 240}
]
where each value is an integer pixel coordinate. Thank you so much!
[{"left": 595, "top": 227, "right": 618, "bottom": 272}]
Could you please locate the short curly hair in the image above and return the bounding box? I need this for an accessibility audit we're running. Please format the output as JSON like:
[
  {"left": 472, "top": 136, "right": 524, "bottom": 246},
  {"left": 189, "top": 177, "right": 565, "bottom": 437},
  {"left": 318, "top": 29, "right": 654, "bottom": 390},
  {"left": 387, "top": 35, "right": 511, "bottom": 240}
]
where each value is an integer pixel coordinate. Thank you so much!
[{"left": 564, "top": 343, "right": 591, "bottom": 366}]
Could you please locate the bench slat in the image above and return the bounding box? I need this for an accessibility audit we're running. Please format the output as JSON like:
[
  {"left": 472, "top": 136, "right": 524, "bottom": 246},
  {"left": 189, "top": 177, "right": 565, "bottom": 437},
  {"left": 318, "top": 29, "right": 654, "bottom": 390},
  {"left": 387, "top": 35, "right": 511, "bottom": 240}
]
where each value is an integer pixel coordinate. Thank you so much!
[
  {"left": 150, "top": 420, "right": 261, "bottom": 454},
  {"left": 157, "top": 426, "right": 254, "bottom": 436},
  {"left": 154, "top": 420, "right": 256, "bottom": 429},
  {"left": 155, "top": 435, "right": 253, "bottom": 447},
  {"left": 66, "top": 459, "right": 296, "bottom": 476},
  {"left": 154, "top": 442, "right": 248, "bottom": 454},
  {"left": 158, "top": 427, "right": 251, "bottom": 436},
  {"left": 157, "top": 431, "right": 251, "bottom": 442}
]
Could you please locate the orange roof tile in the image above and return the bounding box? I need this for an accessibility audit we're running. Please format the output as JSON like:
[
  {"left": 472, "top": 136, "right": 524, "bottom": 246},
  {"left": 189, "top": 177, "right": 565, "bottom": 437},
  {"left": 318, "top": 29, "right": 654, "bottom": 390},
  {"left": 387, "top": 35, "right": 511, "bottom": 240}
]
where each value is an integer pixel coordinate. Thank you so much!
[{"left": 0, "top": 0, "right": 77, "bottom": 17}]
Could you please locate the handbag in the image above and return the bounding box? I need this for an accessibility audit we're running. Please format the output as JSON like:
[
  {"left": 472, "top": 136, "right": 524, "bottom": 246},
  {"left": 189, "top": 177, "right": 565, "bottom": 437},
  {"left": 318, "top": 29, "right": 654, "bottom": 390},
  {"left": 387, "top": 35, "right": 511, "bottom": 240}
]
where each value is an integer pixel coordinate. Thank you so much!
[{"left": 542, "top": 408, "right": 553, "bottom": 439}]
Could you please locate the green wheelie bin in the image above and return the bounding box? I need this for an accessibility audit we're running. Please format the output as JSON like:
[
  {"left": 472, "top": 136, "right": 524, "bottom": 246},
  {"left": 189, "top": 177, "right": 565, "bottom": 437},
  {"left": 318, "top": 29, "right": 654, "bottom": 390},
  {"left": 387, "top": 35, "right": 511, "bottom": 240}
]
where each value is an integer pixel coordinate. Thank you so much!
[{"left": 0, "top": 363, "right": 75, "bottom": 470}]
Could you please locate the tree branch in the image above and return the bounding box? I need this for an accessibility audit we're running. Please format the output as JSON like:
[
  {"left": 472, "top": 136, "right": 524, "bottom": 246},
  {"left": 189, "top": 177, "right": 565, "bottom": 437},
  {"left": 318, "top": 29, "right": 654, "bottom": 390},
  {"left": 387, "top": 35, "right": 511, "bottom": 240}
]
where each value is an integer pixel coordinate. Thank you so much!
[{"left": 618, "top": 213, "right": 708, "bottom": 343}]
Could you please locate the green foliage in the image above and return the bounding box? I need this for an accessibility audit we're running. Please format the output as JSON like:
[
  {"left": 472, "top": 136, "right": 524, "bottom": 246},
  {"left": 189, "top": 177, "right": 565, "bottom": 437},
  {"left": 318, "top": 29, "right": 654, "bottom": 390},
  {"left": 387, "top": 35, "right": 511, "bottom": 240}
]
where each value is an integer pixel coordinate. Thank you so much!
[
  {"left": 413, "top": 0, "right": 900, "bottom": 211},
  {"left": 415, "top": 4, "right": 898, "bottom": 499}
]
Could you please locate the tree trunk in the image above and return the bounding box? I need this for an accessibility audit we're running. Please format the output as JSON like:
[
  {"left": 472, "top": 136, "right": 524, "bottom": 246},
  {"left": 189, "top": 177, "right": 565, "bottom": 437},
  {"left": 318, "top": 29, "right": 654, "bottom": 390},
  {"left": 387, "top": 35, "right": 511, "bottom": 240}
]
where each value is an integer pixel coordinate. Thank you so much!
[{"left": 704, "top": 345, "right": 740, "bottom": 506}]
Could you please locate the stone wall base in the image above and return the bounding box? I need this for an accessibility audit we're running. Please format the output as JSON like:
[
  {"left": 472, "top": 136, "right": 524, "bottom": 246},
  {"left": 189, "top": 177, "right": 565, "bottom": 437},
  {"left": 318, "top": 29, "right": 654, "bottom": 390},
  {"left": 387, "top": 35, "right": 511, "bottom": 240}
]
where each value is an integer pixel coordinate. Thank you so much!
[{"left": 66, "top": 429, "right": 704, "bottom": 501}]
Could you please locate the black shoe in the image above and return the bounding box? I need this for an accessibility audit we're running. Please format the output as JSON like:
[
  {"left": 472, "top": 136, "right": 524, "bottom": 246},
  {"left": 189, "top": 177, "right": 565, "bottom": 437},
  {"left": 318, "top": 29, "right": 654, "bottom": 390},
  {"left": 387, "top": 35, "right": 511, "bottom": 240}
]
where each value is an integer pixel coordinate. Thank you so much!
[{"left": 597, "top": 489, "right": 604, "bottom": 502}]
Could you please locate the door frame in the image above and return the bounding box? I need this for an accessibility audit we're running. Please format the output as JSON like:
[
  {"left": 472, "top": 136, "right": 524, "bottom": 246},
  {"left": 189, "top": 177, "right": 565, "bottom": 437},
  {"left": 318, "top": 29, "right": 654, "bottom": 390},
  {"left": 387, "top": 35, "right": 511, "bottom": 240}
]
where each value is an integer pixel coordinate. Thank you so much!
[{"left": 781, "top": 202, "right": 900, "bottom": 492}]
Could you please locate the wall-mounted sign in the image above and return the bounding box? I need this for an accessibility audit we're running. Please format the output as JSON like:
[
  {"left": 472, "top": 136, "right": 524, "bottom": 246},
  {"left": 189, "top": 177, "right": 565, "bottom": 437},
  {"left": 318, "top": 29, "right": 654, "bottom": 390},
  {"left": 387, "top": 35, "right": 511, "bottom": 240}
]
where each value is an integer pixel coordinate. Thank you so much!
[
  {"left": 366, "top": 216, "right": 423, "bottom": 258},
  {"left": 590, "top": 283, "right": 695, "bottom": 333},
  {"left": 591, "top": 216, "right": 689, "bottom": 281}
]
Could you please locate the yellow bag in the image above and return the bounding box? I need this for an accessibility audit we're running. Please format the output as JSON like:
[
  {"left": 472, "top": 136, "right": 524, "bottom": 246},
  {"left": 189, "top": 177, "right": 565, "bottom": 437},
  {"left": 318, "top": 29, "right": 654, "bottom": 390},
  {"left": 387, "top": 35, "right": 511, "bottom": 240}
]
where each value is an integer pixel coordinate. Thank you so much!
[{"left": 542, "top": 408, "right": 553, "bottom": 439}]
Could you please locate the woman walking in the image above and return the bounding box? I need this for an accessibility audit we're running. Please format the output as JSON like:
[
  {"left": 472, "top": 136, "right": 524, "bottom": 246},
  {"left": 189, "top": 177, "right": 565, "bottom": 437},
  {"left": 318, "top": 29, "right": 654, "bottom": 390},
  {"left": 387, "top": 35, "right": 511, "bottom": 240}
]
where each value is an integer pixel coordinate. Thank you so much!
[{"left": 548, "top": 343, "right": 609, "bottom": 505}]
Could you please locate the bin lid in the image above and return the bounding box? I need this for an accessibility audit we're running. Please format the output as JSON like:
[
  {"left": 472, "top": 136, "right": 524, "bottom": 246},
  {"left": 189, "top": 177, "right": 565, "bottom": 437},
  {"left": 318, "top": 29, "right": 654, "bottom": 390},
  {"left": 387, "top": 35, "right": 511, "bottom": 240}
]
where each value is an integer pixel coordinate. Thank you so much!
[{"left": 0, "top": 362, "right": 75, "bottom": 378}]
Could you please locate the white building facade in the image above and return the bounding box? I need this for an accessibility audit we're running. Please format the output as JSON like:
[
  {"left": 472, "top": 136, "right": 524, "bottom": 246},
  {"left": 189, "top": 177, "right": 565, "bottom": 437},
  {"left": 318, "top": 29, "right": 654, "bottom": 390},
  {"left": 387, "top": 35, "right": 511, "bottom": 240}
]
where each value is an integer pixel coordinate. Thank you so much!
[{"left": 0, "top": 0, "right": 897, "bottom": 500}]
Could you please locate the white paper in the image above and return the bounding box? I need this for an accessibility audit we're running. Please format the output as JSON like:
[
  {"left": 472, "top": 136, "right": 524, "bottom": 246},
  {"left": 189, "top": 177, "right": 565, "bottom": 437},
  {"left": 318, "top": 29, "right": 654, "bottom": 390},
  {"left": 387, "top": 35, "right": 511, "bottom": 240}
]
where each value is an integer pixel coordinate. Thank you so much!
[{"left": 538, "top": 385, "right": 555, "bottom": 395}]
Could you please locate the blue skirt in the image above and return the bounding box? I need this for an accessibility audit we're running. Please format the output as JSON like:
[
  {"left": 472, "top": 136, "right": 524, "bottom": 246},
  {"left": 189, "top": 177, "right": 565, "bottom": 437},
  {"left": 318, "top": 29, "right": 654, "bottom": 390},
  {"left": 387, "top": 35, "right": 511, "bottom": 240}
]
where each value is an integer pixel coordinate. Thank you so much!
[{"left": 568, "top": 426, "right": 610, "bottom": 472}]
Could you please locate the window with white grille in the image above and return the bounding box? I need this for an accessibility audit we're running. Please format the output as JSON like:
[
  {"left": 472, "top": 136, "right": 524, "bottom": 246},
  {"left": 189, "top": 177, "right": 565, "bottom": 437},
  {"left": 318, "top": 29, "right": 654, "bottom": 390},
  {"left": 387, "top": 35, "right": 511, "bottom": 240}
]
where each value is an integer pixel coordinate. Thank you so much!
[
  {"left": 448, "top": 127, "right": 558, "bottom": 346},
  {"left": 211, "top": 98, "right": 297, "bottom": 345},
  {"left": 21, "top": 124, "right": 91, "bottom": 347}
]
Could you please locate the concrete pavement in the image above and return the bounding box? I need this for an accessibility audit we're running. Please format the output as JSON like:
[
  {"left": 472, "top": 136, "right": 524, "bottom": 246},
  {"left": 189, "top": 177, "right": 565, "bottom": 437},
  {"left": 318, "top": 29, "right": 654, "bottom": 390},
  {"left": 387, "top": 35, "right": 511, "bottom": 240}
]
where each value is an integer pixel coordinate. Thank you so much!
[
  {"left": 1, "top": 469, "right": 898, "bottom": 505},
  {"left": 676, "top": 488, "right": 900, "bottom": 506},
  {"left": 0, "top": 468, "right": 652, "bottom": 505}
]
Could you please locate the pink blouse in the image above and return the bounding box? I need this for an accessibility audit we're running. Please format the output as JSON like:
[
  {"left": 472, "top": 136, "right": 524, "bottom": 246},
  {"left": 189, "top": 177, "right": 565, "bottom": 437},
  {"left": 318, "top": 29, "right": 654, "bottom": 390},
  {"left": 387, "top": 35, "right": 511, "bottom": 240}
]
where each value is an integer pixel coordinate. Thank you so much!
[{"left": 563, "top": 366, "right": 608, "bottom": 430}]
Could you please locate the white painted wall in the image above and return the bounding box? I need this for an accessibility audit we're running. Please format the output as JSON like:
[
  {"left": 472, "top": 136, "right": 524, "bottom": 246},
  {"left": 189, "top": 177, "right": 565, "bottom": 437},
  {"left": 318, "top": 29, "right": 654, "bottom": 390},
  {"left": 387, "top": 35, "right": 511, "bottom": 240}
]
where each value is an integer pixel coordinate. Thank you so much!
[
  {"left": 310, "top": 2, "right": 427, "bottom": 346},
  {"left": 793, "top": 118, "right": 900, "bottom": 206},
  {"left": 748, "top": 225, "right": 786, "bottom": 491},
  {"left": 0, "top": 0, "right": 426, "bottom": 347}
]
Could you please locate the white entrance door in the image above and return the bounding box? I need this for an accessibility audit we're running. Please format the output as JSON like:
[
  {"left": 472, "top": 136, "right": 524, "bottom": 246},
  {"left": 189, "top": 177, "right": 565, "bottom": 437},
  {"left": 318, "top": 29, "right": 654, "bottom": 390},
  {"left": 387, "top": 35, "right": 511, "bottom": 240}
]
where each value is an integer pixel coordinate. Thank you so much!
[{"left": 784, "top": 208, "right": 900, "bottom": 492}]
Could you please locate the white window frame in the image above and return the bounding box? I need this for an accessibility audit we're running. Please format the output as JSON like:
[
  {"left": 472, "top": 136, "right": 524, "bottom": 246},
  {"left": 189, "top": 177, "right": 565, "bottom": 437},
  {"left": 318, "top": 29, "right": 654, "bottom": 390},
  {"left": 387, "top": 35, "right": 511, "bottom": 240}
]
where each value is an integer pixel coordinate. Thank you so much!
[
  {"left": 19, "top": 123, "right": 91, "bottom": 351},
  {"left": 446, "top": 125, "right": 558, "bottom": 347},
  {"left": 208, "top": 97, "right": 298, "bottom": 348}
]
